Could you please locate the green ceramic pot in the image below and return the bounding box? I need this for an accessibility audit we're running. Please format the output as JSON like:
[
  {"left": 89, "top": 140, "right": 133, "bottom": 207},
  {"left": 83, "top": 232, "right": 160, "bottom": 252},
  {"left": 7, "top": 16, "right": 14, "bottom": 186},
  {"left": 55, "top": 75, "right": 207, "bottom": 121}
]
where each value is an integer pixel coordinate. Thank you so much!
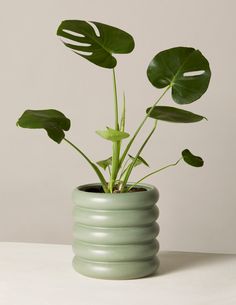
[{"left": 72, "top": 183, "right": 159, "bottom": 280}]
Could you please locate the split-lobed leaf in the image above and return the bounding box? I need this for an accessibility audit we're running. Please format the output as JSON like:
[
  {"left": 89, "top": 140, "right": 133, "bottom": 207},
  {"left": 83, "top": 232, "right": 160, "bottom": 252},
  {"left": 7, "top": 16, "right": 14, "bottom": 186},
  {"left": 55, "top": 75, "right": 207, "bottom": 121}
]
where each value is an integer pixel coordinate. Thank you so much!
[
  {"left": 57, "top": 20, "right": 135, "bottom": 69},
  {"left": 17, "top": 109, "right": 70, "bottom": 143},
  {"left": 182, "top": 149, "right": 204, "bottom": 167},
  {"left": 147, "top": 47, "right": 211, "bottom": 104},
  {"left": 146, "top": 106, "right": 206, "bottom": 123}
]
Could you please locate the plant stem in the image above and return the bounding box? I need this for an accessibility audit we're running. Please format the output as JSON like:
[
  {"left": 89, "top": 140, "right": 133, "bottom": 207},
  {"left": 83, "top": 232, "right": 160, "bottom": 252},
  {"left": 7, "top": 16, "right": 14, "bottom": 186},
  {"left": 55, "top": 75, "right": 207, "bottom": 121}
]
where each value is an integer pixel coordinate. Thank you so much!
[
  {"left": 110, "top": 68, "right": 120, "bottom": 192},
  {"left": 63, "top": 138, "right": 109, "bottom": 193},
  {"left": 119, "top": 85, "right": 171, "bottom": 169},
  {"left": 127, "top": 157, "right": 183, "bottom": 191},
  {"left": 119, "top": 157, "right": 130, "bottom": 180},
  {"left": 120, "top": 120, "right": 158, "bottom": 192},
  {"left": 120, "top": 92, "right": 126, "bottom": 132},
  {"left": 113, "top": 68, "right": 119, "bottom": 130}
]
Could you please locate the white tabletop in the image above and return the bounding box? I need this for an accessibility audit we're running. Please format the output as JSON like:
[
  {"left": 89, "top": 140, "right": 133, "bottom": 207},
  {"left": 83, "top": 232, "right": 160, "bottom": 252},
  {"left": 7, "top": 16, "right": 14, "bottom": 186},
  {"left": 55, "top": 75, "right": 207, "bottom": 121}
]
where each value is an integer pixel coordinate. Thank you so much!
[{"left": 0, "top": 242, "right": 235, "bottom": 305}]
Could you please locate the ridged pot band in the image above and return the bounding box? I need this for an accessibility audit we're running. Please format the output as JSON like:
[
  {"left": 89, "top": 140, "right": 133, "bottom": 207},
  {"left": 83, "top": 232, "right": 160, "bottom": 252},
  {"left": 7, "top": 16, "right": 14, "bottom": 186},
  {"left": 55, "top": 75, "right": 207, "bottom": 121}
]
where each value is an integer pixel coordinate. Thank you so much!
[{"left": 72, "top": 183, "right": 160, "bottom": 280}]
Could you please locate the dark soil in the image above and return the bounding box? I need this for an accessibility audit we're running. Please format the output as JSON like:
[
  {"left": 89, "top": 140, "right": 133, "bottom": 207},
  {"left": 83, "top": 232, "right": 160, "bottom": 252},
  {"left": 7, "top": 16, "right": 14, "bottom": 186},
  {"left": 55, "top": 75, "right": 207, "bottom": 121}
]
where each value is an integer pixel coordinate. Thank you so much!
[
  {"left": 127, "top": 187, "right": 146, "bottom": 193},
  {"left": 83, "top": 185, "right": 147, "bottom": 193}
]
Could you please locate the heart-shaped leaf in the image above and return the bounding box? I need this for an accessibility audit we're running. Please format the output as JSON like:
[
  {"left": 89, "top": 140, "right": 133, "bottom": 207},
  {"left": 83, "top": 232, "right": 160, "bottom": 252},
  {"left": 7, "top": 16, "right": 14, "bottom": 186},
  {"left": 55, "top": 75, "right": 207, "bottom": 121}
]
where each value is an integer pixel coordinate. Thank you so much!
[
  {"left": 146, "top": 106, "right": 206, "bottom": 123},
  {"left": 128, "top": 154, "right": 149, "bottom": 167},
  {"left": 182, "top": 149, "right": 204, "bottom": 167},
  {"left": 96, "top": 127, "right": 129, "bottom": 142},
  {"left": 96, "top": 157, "right": 112, "bottom": 170},
  {"left": 147, "top": 47, "right": 211, "bottom": 104},
  {"left": 17, "top": 109, "right": 70, "bottom": 143},
  {"left": 57, "top": 20, "right": 135, "bottom": 69}
]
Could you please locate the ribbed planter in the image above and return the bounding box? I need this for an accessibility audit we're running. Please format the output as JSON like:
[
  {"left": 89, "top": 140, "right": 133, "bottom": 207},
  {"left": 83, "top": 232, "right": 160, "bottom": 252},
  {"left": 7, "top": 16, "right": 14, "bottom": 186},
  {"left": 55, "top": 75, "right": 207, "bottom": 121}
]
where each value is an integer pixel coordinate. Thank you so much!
[{"left": 72, "top": 183, "right": 160, "bottom": 280}]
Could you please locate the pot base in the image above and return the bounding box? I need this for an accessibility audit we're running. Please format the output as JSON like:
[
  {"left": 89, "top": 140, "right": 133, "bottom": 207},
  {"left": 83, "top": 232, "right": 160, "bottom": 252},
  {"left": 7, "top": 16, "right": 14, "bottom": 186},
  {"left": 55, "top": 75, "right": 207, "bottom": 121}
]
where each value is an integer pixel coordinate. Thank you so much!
[{"left": 73, "top": 256, "right": 160, "bottom": 280}]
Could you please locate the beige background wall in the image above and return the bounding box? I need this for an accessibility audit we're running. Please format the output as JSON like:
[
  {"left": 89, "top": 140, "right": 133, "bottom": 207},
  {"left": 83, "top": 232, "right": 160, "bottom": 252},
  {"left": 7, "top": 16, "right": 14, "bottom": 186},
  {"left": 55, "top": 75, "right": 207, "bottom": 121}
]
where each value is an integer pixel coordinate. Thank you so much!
[{"left": 1, "top": 0, "right": 236, "bottom": 253}]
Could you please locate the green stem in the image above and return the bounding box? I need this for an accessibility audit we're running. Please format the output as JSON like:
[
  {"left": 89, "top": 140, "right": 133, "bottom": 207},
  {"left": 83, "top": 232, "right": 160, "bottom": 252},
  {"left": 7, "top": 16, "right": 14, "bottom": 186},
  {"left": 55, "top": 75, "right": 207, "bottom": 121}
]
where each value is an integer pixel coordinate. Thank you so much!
[
  {"left": 110, "top": 68, "right": 120, "bottom": 192},
  {"left": 120, "top": 120, "right": 158, "bottom": 192},
  {"left": 119, "top": 157, "right": 130, "bottom": 180},
  {"left": 63, "top": 138, "right": 109, "bottom": 193},
  {"left": 113, "top": 68, "right": 119, "bottom": 130},
  {"left": 119, "top": 85, "right": 171, "bottom": 169},
  {"left": 108, "top": 165, "right": 111, "bottom": 176},
  {"left": 127, "top": 157, "right": 183, "bottom": 191},
  {"left": 120, "top": 92, "right": 126, "bottom": 132}
]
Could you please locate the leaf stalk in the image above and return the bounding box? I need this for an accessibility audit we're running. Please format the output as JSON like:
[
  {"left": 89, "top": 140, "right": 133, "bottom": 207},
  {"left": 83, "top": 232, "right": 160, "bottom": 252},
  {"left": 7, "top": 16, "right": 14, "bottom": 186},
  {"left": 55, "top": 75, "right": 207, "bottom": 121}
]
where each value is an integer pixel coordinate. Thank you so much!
[
  {"left": 120, "top": 120, "right": 158, "bottom": 192},
  {"left": 63, "top": 138, "right": 109, "bottom": 193},
  {"left": 110, "top": 68, "right": 120, "bottom": 192},
  {"left": 119, "top": 85, "right": 171, "bottom": 170},
  {"left": 128, "top": 157, "right": 183, "bottom": 191}
]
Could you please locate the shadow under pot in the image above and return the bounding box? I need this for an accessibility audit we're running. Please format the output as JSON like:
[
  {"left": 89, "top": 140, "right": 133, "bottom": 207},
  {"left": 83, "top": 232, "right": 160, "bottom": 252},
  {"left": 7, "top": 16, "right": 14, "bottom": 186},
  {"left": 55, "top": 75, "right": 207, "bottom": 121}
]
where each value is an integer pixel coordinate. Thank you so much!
[{"left": 72, "top": 183, "right": 160, "bottom": 280}]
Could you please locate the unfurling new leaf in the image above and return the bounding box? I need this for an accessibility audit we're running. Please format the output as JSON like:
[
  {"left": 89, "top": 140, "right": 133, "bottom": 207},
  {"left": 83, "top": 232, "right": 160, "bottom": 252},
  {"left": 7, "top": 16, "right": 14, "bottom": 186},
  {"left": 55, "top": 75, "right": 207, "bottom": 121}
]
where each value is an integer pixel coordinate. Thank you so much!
[
  {"left": 96, "top": 157, "right": 112, "bottom": 170},
  {"left": 96, "top": 127, "right": 129, "bottom": 141},
  {"left": 128, "top": 154, "right": 149, "bottom": 167}
]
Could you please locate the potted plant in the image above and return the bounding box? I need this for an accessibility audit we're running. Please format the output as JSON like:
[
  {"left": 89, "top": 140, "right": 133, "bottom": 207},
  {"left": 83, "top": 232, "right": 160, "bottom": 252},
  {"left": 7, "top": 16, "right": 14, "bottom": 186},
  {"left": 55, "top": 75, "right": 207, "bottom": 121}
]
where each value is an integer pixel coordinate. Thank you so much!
[{"left": 17, "top": 20, "right": 211, "bottom": 280}]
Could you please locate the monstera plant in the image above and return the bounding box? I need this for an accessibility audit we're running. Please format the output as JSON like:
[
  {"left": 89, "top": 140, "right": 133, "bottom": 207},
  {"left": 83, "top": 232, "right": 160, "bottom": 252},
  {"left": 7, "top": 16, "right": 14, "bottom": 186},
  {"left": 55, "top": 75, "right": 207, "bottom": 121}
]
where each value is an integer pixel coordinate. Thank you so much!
[{"left": 17, "top": 20, "right": 211, "bottom": 193}]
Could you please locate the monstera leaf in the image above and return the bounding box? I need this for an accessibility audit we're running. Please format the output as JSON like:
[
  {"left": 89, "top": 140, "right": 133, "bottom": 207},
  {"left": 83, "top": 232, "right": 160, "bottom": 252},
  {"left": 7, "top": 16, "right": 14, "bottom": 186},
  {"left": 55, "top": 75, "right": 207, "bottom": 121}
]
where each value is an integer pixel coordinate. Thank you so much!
[
  {"left": 146, "top": 106, "right": 206, "bottom": 123},
  {"left": 17, "top": 109, "right": 70, "bottom": 143},
  {"left": 96, "top": 157, "right": 112, "bottom": 170},
  {"left": 182, "top": 149, "right": 204, "bottom": 167},
  {"left": 147, "top": 47, "right": 211, "bottom": 104},
  {"left": 96, "top": 127, "right": 129, "bottom": 141},
  {"left": 128, "top": 154, "right": 149, "bottom": 167},
  {"left": 57, "top": 20, "right": 135, "bottom": 68}
]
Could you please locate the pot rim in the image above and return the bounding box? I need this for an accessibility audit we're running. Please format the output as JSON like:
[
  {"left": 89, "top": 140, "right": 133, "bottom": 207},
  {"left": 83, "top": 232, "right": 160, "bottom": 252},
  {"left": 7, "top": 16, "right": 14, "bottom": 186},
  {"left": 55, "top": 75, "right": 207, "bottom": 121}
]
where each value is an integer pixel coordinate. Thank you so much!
[
  {"left": 77, "top": 182, "right": 156, "bottom": 195},
  {"left": 72, "top": 183, "right": 159, "bottom": 210}
]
